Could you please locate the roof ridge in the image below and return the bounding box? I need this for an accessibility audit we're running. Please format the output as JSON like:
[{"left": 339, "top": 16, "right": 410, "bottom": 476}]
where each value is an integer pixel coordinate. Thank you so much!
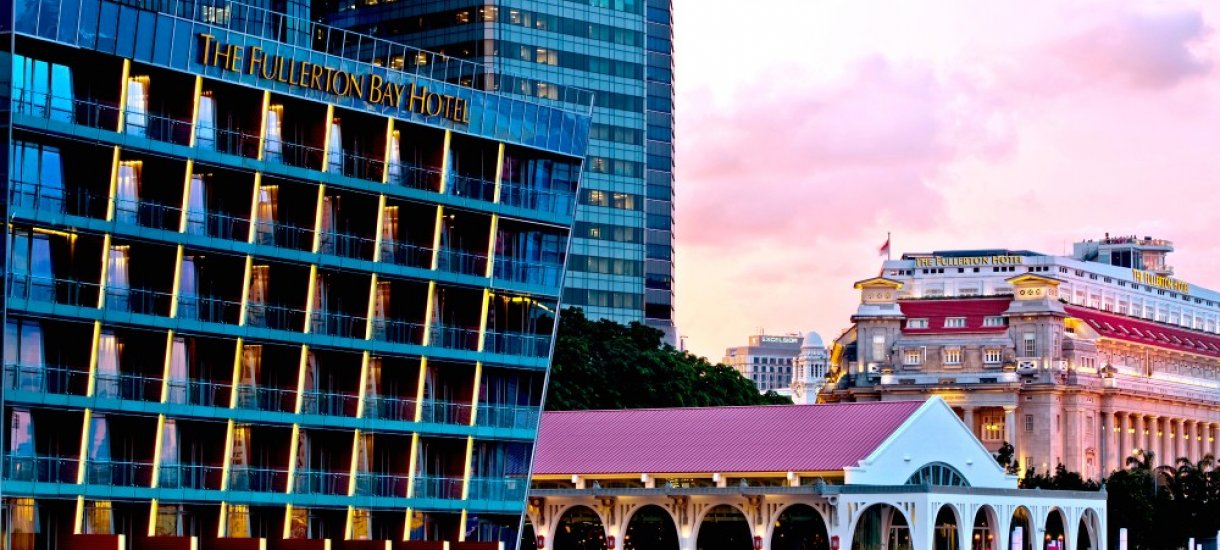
[{"left": 542, "top": 400, "right": 924, "bottom": 415}]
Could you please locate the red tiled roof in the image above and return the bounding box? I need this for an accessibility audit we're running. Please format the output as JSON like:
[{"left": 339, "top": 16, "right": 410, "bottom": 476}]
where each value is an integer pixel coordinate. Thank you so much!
[
  {"left": 532, "top": 401, "right": 925, "bottom": 475},
  {"left": 1065, "top": 305, "right": 1220, "bottom": 359},
  {"left": 899, "top": 298, "right": 1011, "bottom": 335}
]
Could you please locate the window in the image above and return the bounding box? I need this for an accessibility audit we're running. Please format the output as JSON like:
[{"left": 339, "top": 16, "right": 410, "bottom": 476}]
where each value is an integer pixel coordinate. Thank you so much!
[
  {"left": 904, "top": 349, "right": 923, "bottom": 366},
  {"left": 871, "top": 335, "right": 886, "bottom": 362},
  {"left": 984, "top": 349, "right": 1002, "bottom": 364},
  {"left": 1023, "top": 333, "right": 1037, "bottom": 357},
  {"left": 943, "top": 348, "right": 962, "bottom": 365},
  {"left": 982, "top": 413, "right": 1004, "bottom": 442},
  {"left": 983, "top": 316, "right": 1005, "bottom": 327},
  {"left": 1024, "top": 414, "right": 1035, "bottom": 433},
  {"left": 944, "top": 317, "right": 966, "bottom": 328},
  {"left": 906, "top": 318, "right": 928, "bottom": 329},
  {"left": 905, "top": 462, "right": 969, "bottom": 487}
]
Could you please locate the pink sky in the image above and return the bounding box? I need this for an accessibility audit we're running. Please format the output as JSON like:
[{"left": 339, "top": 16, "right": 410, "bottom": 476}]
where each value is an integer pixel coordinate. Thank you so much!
[{"left": 672, "top": 0, "right": 1220, "bottom": 360}]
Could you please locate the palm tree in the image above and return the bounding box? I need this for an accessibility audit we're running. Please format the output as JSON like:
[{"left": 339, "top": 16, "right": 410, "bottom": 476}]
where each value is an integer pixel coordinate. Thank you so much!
[{"left": 1125, "top": 449, "right": 1155, "bottom": 472}]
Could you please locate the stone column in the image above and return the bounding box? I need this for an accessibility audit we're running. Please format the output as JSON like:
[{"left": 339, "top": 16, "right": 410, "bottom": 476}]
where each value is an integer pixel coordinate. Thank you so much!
[
  {"left": 1005, "top": 406, "right": 1017, "bottom": 449},
  {"left": 1117, "top": 412, "right": 1131, "bottom": 463},
  {"left": 1148, "top": 416, "right": 1162, "bottom": 467},
  {"left": 1175, "top": 418, "right": 1187, "bottom": 463},
  {"left": 1212, "top": 423, "right": 1220, "bottom": 460},
  {"left": 1133, "top": 415, "right": 1145, "bottom": 454},
  {"left": 1189, "top": 420, "right": 1201, "bottom": 462},
  {"left": 963, "top": 407, "right": 976, "bottom": 439},
  {"left": 1101, "top": 412, "right": 1114, "bottom": 475}
]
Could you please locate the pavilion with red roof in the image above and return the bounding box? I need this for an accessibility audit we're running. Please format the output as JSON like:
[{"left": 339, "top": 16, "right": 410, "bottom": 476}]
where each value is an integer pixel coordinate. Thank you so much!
[{"left": 524, "top": 398, "right": 1105, "bottom": 550}]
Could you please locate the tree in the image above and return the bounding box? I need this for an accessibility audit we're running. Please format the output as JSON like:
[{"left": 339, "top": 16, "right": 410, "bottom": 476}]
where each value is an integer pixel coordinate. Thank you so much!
[
  {"left": 546, "top": 307, "right": 792, "bottom": 410},
  {"left": 993, "top": 442, "right": 1019, "bottom": 475}
]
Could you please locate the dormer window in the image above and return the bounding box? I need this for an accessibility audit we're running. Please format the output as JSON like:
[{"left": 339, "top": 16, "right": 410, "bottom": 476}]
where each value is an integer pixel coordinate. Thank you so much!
[
  {"left": 944, "top": 317, "right": 966, "bottom": 328},
  {"left": 906, "top": 318, "right": 929, "bottom": 329},
  {"left": 983, "top": 316, "right": 1005, "bottom": 327}
]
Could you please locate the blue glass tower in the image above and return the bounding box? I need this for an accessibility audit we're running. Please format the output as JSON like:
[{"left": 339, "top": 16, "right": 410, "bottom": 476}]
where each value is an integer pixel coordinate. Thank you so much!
[
  {"left": 314, "top": 0, "right": 678, "bottom": 342},
  {"left": 0, "top": 0, "right": 589, "bottom": 547}
]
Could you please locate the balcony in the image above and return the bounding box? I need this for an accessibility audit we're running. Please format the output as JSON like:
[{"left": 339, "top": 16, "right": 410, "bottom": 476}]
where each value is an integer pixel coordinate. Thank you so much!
[
  {"left": 361, "top": 394, "right": 417, "bottom": 422},
  {"left": 8, "top": 274, "right": 100, "bottom": 308},
  {"left": 83, "top": 459, "right": 155, "bottom": 487},
  {"left": 245, "top": 303, "right": 308, "bottom": 332},
  {"left": 484, "top": 330, "right": 551, "bottom": 358},
  {"left": 103, "top": 286, "right": 173, "bottom": 317},
  {"left": 446, "top": 174, "right": 495, "bottom": 203},
  {"left": 178, "top": 294, "right": 244, "bottom": 325},
  {"left": 388, "top": 163, "right": 443, "bottom": 193},
  {"left": 4, "top": 454, "right": 79, "bottom": 484},
  {"left": 429, "top": 324, "right": 480, "bottom": 352},
  {"left": 338, "top": 151, "right": 387, "bottom": 182},
  {"left": 436, "top": 248, "right": 489, "bottom": 277},
  {"left": 318, "top": 231, "right": 376, "bottom": 261},
  {"left": 476, "top": 403, "right": 539, "bottom": 431},
  {"left": 412, "top": 475, "right": 464, "bottom": 500},
  {"left": 4, "top": 363, "right": 89, "bottom": 396},
  {"left": 234, "top": 384, "right": 298, "bottom": 413},
  {"left": 300, "top": 389, "right": 359, "bottom": 417},
  {"left": 253, "top": 220, "right": 315, "bottom": 252},
  {"left": 499, "top": 181, "right": 576, "bottom": 217},
  {"left": 493, "top": 257, "right": 563, "bottom": 287},
  {"left": 311, "top": 311, "right": 368, "bottom": 339},
  {"left": 93, "top": 371, "right": 163, "bottom": 402},
  {"left": 293, "top": 469, "right": 350, "bottom": 495},
  {"left": 419, "top": 399, "right": 472, "bottom": 426},
  {"left": 467, "top": 477, "right": 527, "bottom": 502},
  {"left": 156, "top": 462, "right": 224, "bottom": 490},
  {"left": 165, "top": 378, "right": 233, "bottom": 408},
  {"left": 379, "top": 241, "right": 434, "bottom": 270},
  {"left": 371, "top": 318, "right": 427, "bottom": 346},
  {"left": 227, "top": 465, "right": 289, "bottom": 493},
  {"left": 352, "top": 471, "right": 409, "bottom": 498}
]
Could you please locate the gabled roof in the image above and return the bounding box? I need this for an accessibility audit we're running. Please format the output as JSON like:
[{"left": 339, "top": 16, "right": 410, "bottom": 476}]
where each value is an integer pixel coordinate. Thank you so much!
[
  {"left": 899, "top": 298, "right": 1011, "bottom": 335},
  {"left": 532, "top": 401, "right": 925, "bottom": 475},
  {"left": 854, "top": 277, "right": 904, "bottom": 289},
  {"left": 1005, "top": 273, "right": 1062, "bottom": 286},
  {"left": 1066, "top": 305, "right": 1220, "bottom": 359}
]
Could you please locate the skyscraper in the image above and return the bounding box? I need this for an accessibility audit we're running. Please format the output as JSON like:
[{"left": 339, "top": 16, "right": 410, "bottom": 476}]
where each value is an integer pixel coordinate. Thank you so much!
[
  {"left": 314, "top": 0, "right": 679, "bottom": 343},
  {"left": 1, "top": 0, "right": 589, "bottom": 546}
]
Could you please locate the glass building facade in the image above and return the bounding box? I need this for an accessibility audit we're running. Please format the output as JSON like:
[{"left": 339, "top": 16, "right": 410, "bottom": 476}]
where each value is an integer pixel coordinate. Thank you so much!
[
  {"left": 0, "top": 0, "right": 589, "bottom": 547},
  {"left": 315, "top": 0, "right": 678, "bottom": 342}
]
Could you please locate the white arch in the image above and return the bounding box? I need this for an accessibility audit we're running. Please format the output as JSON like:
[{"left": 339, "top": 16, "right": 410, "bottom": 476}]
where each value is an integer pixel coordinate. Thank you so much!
[
  {"left": 620, "top": 503, "right": 682, "bottom": 550},
  {"left": 844, "top": 502, "right": 915, "bottom": 550},
  {"left": 971, "top": 504, "right": 1001, "bottom": 550},
  {"left": 694, "top": 503, "right": 757, "bottom": 546},
  {"left": 763, "top": 501, "right": 832, "bottom": 545},
  {"left": 1007, "top": 505, "right": 1040, "bottom": 550},
  {"left": 551, "top": 503, "right": 610, "bottom": 550},
  {"left": 1075, "top": 508, "right": 1102, "bottom": 550},
  {"left": 1043, "top": 507, "right": 1069, "bottom": 550},
  {"left": 931, "top": 502, "right": 964, "bottom": 550}
]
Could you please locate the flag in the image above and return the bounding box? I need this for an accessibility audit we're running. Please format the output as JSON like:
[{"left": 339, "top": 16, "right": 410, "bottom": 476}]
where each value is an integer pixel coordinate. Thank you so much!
[{"left": 878, "top": 234, "right": 891, "bottom": 258}]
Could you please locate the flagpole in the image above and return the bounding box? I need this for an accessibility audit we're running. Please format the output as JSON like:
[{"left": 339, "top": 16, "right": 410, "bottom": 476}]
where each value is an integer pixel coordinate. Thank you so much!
[{"left": 887, "top": 232, "right": 892, "bottom": 260}]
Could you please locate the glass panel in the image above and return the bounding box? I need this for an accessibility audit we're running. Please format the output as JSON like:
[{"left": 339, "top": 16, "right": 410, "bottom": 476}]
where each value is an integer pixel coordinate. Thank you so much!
[
  {"left": 195, "top": 95, "right": 216, "bottom": 150},
  {"left": 95, "top": 332, "right": 120, "bottom": 398},
  {"left": 124, "top": 77, "right": 149, "bottom": 136}
]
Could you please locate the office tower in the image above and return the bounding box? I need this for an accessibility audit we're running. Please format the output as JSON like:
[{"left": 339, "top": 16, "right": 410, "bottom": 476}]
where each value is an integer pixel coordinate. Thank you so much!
[
  {"left": 315, "top": 0, "right": 679, "bottom": 343},
  {"left": 1, "top": 0, "right": 589, "bottom": 546}
]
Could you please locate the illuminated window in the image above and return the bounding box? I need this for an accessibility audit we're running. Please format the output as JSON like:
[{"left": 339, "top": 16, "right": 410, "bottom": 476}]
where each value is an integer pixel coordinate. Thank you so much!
[
  {"left": 903, "top": 349, "right": 922, "bottom": 366},
  {"left": 981, "top": 413, "right": 1004, "bottom": 441},
  {"left": 1023, "top": 333, "right": 1037, "bottom": 357},
  {"left": 871, "top": 335, "right": 886, "bottom": 362},
  {"left": 455, "top": 10, "right": 471, "bottom": 23},
  {"left": 943, "top": 348, "right": 962, "bottom": 365}
]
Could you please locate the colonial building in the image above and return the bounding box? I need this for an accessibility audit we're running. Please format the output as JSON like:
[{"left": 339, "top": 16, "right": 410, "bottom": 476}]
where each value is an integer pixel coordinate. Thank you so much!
[
  {"left": 820, "top": 237, "right": 1220, "bottom": 480},
  {"left": 525, "top": 399, "right": 1105, "bottom": 550}
]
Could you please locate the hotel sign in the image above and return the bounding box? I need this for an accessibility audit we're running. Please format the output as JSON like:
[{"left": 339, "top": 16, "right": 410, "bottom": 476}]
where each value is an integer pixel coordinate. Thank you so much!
[
  {"left": 1132, "top": 269, "right": 1190, "bottom": 294},
  {"left": 199, "top": 34, "right": 470, "bottom": 124},
  {"left": 760, "top": 336, "right": 800, "bottom": 344},
  {"left": 914, "top": 255, "right": 1024, "bottom": 268}
]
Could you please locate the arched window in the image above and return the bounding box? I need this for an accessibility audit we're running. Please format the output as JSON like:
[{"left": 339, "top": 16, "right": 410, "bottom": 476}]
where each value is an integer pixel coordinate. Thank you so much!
[{"left": 906, "top": 462, "right": 969, "bottom": 487}]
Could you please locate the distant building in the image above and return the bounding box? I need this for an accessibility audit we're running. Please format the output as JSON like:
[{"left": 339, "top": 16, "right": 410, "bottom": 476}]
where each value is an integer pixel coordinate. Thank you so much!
[
  {"left": 792, "top": 332, "right": 830, "bottom": 404},
  {"left": 723, "top": 334, "right": 803, "bottom": 393},
  {"left": 821, "top": 235, "right": 1220, "bottom": 480}
]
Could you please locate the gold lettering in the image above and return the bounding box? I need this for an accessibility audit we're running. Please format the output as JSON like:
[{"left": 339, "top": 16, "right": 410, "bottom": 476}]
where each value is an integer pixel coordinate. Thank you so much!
[
  {"left": 310, "top": 64, "right": 325, "bottom": 92},
  {"left": 425, "top": 92, "right": 442, "bottom": 116},
  {"left": 367, "top": 74, "right": 386, "bottom": 105},
  {"left": 408, "top": 83, "right": 428, "bottom": 113},
  {"left": 212, "top": 42, "right": 232, "bottom": 69},
  {"left": 261, "top": 54, "right": 278, "bottom": 80},
  {"left": 385, "top": 82, "right": 403, "bottom": 108},
  {"left": 275, "top": 56, "right": 288, "bottom": 83},
  {"left": 332, "top": 71, "right": 350, "bottom": 96},
  {"left": 455, "top": 98, "right": 469, "bottom": 123},
  {"left": 297, "top": 61, "right": 311, "bottom": 88},
  {"left": 347, "top": 73, "right": 364, "bottom": 100},
  {"left": 247, "top": 46, "right": 264, "bottom": 76},
  {"left": 227, "top": 45, "right": 243, "bottom": 72},
  {"left": 199, "top": 34, "right": 217, "bottom": 66}
]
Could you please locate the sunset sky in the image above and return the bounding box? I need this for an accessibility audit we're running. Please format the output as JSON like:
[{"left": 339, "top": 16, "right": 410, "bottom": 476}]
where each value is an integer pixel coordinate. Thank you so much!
[{"left": 671, "top": 0, "right": 1220, "bottom": 360}]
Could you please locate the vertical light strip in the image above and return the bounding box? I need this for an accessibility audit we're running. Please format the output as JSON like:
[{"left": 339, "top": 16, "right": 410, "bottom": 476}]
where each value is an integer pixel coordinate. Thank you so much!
[
  {"left": 484, "top": 215, "right": 499, "bottom": 279},
  {"left": 238, "top": 256, "right": 254, "bottom": 327},
  {"left": 438, "top": 130, "right": 452, "bottom": 194},
  {"left": 458, "top": 510, "right": 469, "bottom": 543},
  {"left": 402, "top": 507, "right": 414, "bottom": 541},
  {"left": 294, "top": 345, "right": 311, "bottom": 414},
  {"left": 228, "top": 339, "right": 244, "bottom": 408},
  {"left": 73, "top": 496, "right": 85, "bottom": 534},
  {"left": 429, "top": 205, "right": 444, "bottom": 270},
  {"left": 371, "top": 195, "right": 387, "bottom": 263},
  {"left": 147, "top": 499, "right": 160, "bottom": 537},
  {"left": 159, "top": 330, "right": 176, "bottom": 402},
  {"left": 85, "top": 321, "right": 102, "bottom": 397},
  {"left": 116, "top": 59, "right": 131, "bottom": 132},
  {"left": 476, "top": 289, "right": 491, "bottom": 352},
  {"left": 169, "top": 246, "right": 185, "bottom": 318},
  {"left": 151, "top": 414, "right": 166, "bottom": 488},
  {"left": 381, "top": 119, "right": 395, "bottom": 184},
  {"left": 413, "top": 358, "right": 428, "bottom": 423},
  {"left": 304, "top": 265, "right": 319, "bottom": 334},
  {"left": 363, "top": 275, "right": 379, "bottom": 342},
  {"left": 256, "top": 91, "right": 271, "bottom": 161},
  {"left": 285, "top": 424, "right": 301, "bottom": 494},
  {"left": 104, "top": 147, "right": 121, "bottom": 222},
  {"left": 310, "top": 184, "right": 327, "bottom": 253},
  {"left": 459, "top": 436, "right": 474, "bottom": 501},
  {"left": 178, "top": 160, "right": 195, "bottom": 233},
  {"left": 493, "top": 142, "right": 505, "bottom": 204},
  {"left": 97, "top": 234, "right": 113, "bottom": 309},
  {"left": 219, "top": 419, "right": 236, "bottom": 490},
  {"left": 247, "top": 173, "right": 263, "bottom": 244},
  {"left": 321, "top": 105, "right": 336, "bottom": 173},
  {"left": 469, "top": 362, "right": 483, "bottom": 427},
  {"left": 421, "top": 281, "right": 437, "bottom": 346},
  {"left": 344, "top": 505, "right": 356, "bottom": 541},
  {"left": 217, "top": 502, "right": 229, "bottom": 538},
  {"left": 355, "top": 351, "right": 371, "bottom": 418},
  {"left": 346, "top": 430, "right": 361, "bottom": 496},
  {"left": 76, "top": 408, "right": 93, "bottom": 484},
  {"left": 405, "top": 432, "right": 420, "bottom": 498},
  {"left": 187, "top": 76, "right": 203, "bottom": 148}
]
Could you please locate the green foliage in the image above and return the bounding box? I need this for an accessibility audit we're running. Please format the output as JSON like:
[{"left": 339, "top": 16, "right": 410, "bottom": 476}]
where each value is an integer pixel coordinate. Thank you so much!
[
  {"left": 1042, "top": 451, "right": 1220, "bottom": 550},
  {"left": 545, "top": 307, "right": 792, "bottom": 410},
  {"left": 993, "top": 442, "right": 1020, "bottom": 475}
]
